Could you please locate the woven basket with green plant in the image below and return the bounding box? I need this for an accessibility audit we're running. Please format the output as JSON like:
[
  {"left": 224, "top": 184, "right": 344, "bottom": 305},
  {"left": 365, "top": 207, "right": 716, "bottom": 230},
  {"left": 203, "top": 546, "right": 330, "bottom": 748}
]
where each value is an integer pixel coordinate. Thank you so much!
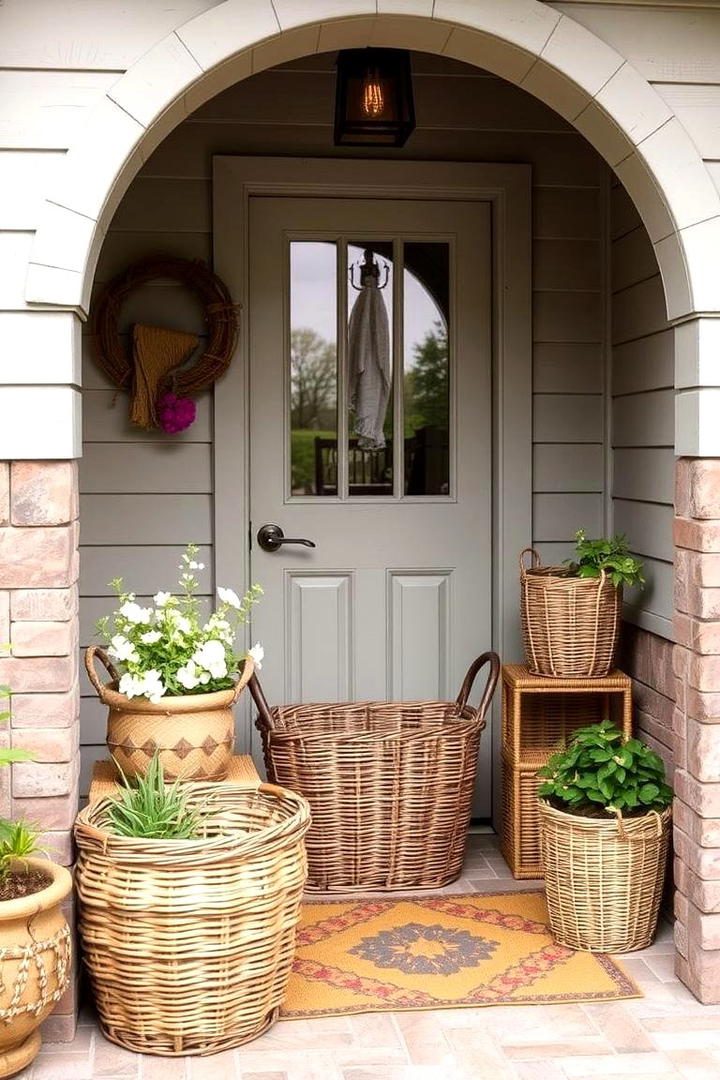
[
  {"left": 537, "top": 718, "right": 672, "bottom": 817},
  {"left": 537, "top": 719, "right": 672, "bottom": 953}
]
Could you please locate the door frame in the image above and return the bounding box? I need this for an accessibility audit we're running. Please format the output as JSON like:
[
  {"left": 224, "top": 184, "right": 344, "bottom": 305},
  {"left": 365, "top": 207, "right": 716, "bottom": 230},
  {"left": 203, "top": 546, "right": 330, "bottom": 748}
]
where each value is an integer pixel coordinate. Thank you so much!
[{"left": 213, "top": 156, "right": 532, "bottom": 826}]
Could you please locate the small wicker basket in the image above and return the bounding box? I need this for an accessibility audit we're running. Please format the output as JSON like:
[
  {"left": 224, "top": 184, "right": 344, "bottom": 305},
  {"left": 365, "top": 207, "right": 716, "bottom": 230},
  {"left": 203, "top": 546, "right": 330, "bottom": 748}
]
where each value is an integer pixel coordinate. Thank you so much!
[
  {"left": 251, "top": 652, "right": 499, "bottom": 892},
  {"left": 74, "top": 782, "right": 310, "bottom": 1056},
  {"left": 519, "top": 549, "right": 621, "bottom": 678},
  {"left": 539, "top": 799, "right": 671, "bottom": 952}
]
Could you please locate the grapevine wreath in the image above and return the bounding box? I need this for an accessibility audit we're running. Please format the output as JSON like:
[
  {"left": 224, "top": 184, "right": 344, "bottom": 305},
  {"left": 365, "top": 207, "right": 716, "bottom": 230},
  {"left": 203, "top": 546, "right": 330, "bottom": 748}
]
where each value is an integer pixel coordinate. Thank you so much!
[{"left": 92, "top": 255, "right": 239, "bottom": 433}]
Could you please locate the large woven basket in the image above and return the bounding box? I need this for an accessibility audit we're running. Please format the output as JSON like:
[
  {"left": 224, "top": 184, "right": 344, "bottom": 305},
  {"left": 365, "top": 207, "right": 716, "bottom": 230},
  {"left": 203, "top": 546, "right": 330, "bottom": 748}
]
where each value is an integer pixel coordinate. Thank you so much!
[
  {"left": 85, "top": 646, "right": 254, "bottom": 782},
  {"left": 519, "top": 549, "right": 621, "bottom": 678},
  {"left": 539, "top": 799, "right": 671, "bottom": 952},
  {"left": 251, "top": 652, "right": 499, "bottom": 892},
  {"left": 74, "top": 782, "right": 310, "bottom": 1056}
]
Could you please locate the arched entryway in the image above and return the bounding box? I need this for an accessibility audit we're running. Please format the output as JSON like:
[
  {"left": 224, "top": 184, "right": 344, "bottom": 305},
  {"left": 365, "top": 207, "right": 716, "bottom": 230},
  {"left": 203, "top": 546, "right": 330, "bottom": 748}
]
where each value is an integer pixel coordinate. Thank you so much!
[{"left": 14, "top": 1, "right": 720, "bottom": 1008}]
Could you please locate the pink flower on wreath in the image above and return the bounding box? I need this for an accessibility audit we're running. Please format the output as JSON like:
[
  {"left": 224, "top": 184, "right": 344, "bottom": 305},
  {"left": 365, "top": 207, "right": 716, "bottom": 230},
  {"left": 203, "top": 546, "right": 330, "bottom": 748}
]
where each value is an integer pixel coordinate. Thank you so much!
[{"left": 157, "top": 393, "right": 196, "bottom": 434}]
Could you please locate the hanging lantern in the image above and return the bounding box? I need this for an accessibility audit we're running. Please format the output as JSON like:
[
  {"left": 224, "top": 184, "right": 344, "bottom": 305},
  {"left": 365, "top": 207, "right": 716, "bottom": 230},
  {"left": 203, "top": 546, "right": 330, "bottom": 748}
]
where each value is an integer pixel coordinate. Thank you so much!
[{"left": 334, "top": 48, "right": 415, "bottom": 148}]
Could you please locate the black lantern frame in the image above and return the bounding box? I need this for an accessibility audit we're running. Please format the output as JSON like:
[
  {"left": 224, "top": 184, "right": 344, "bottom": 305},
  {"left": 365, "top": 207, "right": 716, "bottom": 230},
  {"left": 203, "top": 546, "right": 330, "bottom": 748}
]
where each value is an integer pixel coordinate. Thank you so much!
[{"left": 334, "top": 48, "right": 416, "bottom": 148}]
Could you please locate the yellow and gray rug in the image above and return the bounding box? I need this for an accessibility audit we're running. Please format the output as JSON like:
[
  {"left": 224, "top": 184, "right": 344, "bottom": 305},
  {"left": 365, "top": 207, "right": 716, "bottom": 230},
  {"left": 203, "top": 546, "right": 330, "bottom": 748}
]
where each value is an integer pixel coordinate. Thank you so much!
[{"left": 282, "top": 891, "right": 640, "bottom": 1017}]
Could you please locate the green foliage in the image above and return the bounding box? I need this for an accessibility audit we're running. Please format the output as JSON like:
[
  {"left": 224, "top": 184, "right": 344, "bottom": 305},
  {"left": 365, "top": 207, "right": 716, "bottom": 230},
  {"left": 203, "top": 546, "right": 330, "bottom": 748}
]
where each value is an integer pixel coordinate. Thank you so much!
[
  {"left": 104, "top": 755, "right": 207, "bottom": 840},
  {"left": 95, "top": 544, "right": 263, "bottom": 700},
  {"left": 290, "top": 328, "right": 337, "bottom": 430},
  {"left": 405, "top": 320, "right": 449, "bottom": 434},
  {"left": 0, "top": 686, "right": 33, "bottom": 776},
  {"left": 0, "top": 820, "right": 40, "bottom": 883},
  {"left": 537, "top": 720, "right": 672, "bottom": 816},
  {"left": 564, "top": 529, "right": 645, "bottom": 588},
  {"left": 0, "top": 686, "right": 41, "bottom": 884}
]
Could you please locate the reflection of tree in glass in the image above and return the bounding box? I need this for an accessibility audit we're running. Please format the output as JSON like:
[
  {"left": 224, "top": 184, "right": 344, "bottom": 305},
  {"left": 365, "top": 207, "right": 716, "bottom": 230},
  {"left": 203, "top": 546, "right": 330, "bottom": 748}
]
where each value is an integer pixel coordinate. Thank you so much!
[
  {"left": 405, "top": 319, "right": 448, "bottom": 436},
  {"left": 290, "top": 328, "right": 336, "bottom": 430}
]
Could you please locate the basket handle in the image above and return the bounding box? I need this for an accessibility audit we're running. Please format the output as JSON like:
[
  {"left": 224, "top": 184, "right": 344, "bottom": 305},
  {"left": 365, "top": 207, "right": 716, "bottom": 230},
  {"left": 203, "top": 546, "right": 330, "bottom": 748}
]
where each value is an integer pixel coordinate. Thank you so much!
[
  {"left": 231, "top": 653, "right": 255, "bottom": 704},
  {"left": 248, "top": 671, "right": 275, "bottom": 730},
  {"left": 84, "top": 645, "right": 120, "bottom": 702},
  {"left": 519, "top": 548, "right": 542, "bottom": 577},
  {"left": 455, "top": 651, "right": 500, "bottom": 726}
]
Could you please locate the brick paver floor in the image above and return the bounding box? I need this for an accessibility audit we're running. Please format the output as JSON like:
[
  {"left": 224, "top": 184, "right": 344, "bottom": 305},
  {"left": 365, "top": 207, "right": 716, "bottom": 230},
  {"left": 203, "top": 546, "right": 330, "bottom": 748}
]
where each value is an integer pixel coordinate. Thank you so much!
[{"left": 23, "top": 835, "right": 718, "bottom": 1080}]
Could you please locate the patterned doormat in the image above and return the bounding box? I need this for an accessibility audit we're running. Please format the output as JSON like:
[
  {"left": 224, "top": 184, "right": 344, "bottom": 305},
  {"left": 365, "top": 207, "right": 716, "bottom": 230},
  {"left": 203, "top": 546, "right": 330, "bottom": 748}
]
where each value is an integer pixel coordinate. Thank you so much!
[{"left": 281, "top": 891, "right": 641, "bottom": 1017}]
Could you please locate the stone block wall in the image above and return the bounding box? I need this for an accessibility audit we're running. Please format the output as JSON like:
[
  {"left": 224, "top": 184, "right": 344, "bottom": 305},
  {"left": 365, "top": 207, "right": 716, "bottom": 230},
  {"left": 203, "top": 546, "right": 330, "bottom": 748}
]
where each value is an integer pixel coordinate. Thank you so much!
[
  {"left": 673, "top": 457, "right": 720, "bottom": 1003},
  {"left": 620, "top": 624, "right": 675, "bottom": 781},
  {"left": 0, "top": 461, "right": 80, "bottom": 1041}
]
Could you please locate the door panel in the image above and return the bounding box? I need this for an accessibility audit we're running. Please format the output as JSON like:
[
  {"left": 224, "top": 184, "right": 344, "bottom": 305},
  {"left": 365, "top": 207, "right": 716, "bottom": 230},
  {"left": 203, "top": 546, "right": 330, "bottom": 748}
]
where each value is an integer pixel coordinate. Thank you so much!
[{"left": 248, "top": 196, "right": 492, "bottom": 814}]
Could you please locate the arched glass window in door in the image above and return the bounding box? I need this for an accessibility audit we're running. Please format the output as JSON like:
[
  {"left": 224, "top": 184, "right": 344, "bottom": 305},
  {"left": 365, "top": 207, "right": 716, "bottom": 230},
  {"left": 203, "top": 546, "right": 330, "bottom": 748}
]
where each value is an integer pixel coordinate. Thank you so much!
[{"left": 289, "top": 237, "right": 451, "bottom": 499}]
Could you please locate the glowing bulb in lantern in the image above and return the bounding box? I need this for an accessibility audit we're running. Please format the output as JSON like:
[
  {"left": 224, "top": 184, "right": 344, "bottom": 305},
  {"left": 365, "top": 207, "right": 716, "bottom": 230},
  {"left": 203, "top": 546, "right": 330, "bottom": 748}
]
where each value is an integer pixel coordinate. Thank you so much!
[{"left": 362, "top": 70, "right": 384, "bottom": 117}]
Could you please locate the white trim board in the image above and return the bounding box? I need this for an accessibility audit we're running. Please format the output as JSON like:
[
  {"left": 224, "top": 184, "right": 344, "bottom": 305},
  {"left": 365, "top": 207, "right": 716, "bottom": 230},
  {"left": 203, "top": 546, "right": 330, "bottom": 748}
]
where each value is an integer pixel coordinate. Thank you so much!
[{"left": 212, "top": 157, "right": 533, "bottom": 827}]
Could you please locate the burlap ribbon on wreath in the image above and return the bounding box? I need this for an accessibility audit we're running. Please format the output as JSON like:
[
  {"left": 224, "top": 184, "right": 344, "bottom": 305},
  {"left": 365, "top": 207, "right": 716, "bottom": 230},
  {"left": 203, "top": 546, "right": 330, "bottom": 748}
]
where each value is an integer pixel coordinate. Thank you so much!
[{"left": 130, "top": 324, "right": 199, "bottom": 429}]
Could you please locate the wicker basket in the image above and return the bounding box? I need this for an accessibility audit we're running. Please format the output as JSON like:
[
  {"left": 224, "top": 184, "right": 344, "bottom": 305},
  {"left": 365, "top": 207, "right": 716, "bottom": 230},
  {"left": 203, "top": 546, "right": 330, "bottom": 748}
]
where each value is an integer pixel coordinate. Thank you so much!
[
  {"left": 85, "top": 646, "right": 254, "bottom": 781},
  {"left": 251, "top": 652, "right": 499, "bottom": 892},
  {"left": 74, "top": 782, "right": 310, "bottom": 1056},
  {"left": 519, "top": 549, "right": 621, "bottom": 678},
  {"left": 539, "top": 799, "right": 671, "bottom": 952}
]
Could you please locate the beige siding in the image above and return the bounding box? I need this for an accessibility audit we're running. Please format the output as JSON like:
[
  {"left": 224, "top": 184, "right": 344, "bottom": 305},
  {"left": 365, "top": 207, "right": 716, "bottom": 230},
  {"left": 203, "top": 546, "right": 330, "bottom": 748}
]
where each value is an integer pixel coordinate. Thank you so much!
[{"left": 610, "top": 181, "right": 674, "bottom": 639}]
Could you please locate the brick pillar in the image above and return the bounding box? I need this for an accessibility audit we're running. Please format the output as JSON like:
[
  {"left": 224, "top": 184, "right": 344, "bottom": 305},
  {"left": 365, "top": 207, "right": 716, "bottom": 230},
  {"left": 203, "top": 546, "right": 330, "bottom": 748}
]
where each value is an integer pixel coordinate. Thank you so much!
[
  {"left": 1, "top": 461, "right": 80, "bottom": 1040},
  {"left": 674, "top": 457, "right": 720, "bottom": 1002}
]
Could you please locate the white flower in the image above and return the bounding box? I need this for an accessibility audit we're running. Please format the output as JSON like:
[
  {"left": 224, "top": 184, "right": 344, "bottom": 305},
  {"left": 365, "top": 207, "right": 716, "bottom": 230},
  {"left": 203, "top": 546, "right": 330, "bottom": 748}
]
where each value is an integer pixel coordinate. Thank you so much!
[
  {"left": 217, "top": 586, "right": 242, "bottom": 610},
  {"left": 118, "top": 669, "right": 166, "bottom": 703},
  {"left": 176, "top": 660, "right": 201, "bottom": 690},
  {"left": 205, "top": 615, "right": 234, "bottom": 644},
  {"left": 119, "top": 673, "right": 145, "bottom": 698},
  {"left": 140, "top": 630, "right": 161, "bottom": 645},
  {"left": 108, "top": 634, "right": 139, "bottom": 663},
  {"left": 248, "top": 642, "right": 264, "bottom": 671},
  {"left": 154, "top": 591, "right": 172, "bottom": 607},
  {"left": 119, "top": 601, "right": 152, "bottom": 625},
  {"left": 188, "top": 560, "right": 205, "bottom": 570},
  {"left": 140, "top": 669, "right": 166, "bottom": 704},
  {"left": 192, "top": 639, "right": 228, "bottom": 680},
  {"left": 166, "top": 610, "right": 191, "bottom": 636}
]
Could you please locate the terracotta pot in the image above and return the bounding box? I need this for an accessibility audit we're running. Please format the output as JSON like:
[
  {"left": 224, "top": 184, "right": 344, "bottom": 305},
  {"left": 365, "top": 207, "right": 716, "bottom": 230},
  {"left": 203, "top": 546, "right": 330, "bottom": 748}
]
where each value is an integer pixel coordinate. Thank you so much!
[
  {"left": 0, "top": 859, "right": 73, "bottom": 1079},
  {"left": 85, "top": 646, "right": 255, "bottom": 781}
]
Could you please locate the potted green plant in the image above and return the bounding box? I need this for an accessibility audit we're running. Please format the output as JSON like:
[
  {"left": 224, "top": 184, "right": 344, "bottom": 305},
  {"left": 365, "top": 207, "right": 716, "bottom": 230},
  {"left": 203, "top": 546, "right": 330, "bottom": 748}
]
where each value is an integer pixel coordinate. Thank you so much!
[
  {"left": 85, "top": 544, "right": 263, "bottom": 781},
  {"left": 0, "top": 694, "right": 72, "bottom": 1079},
  {"left": 537, "top": 719, "right": 672, "bottom": 952},
  {"left": 520, "top": 530, "right": 644, "bottom": 678},
  {"left": 74, "top": 756, "right": 310, "bottom": 1056}
]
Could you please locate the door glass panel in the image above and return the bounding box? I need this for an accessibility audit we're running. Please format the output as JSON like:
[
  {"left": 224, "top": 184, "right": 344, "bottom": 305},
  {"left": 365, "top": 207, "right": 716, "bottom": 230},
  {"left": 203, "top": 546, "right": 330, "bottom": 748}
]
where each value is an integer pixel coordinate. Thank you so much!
[
  {"left": 403, "top": 242, "right": 450, "bottom": 496},
  {"left": 289, "top": 241, "right": 338, "bottom": 496},
  {"left": 347, "top": 241, "right": 394, "bottom": 497}
]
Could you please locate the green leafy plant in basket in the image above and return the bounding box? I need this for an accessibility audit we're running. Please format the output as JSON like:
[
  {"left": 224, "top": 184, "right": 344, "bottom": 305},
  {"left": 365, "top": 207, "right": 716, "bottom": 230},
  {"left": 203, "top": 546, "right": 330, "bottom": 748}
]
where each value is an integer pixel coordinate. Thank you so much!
[
  {"left": 564, "top": 529, "right": 645, "bottom": 589},
  {"left": 104, "top": 754, "right": 209, "bottom": 839},
  {"left": 537, "top": 719, "right": 672, "bottom": 817}
]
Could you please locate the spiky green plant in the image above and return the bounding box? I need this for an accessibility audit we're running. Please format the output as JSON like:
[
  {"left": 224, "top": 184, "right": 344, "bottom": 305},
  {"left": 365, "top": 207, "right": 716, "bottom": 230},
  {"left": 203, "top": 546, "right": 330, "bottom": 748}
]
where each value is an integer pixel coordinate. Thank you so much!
[
  {"left": 0, "top": 686, "right": 41, "bottom": 883},
  {"left": 0, "top": 820, "right": 41, "bottom": 883},
  {"left": 103, "top": 754, "right": 208, "bottom": 839}
]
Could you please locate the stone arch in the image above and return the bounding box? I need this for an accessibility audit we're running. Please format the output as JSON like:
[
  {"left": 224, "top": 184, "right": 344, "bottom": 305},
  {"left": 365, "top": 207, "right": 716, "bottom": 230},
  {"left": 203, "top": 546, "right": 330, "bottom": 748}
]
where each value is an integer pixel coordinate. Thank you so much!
[{"left": 25, "top": 0, "right": 720, "bottom": 327}]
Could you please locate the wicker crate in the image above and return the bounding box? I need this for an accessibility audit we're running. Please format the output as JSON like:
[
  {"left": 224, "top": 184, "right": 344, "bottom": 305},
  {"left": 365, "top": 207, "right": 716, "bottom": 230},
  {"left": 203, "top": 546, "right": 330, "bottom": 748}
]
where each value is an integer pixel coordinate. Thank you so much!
[
  {"left": 500, "top": 665, "right": 633, "bottom": 879},
  {"left": 501, "top": 752, "right": 545, "bottom": 878},
  {"left": 502, "top": 665, "right": 632, "bottom": 765}
]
